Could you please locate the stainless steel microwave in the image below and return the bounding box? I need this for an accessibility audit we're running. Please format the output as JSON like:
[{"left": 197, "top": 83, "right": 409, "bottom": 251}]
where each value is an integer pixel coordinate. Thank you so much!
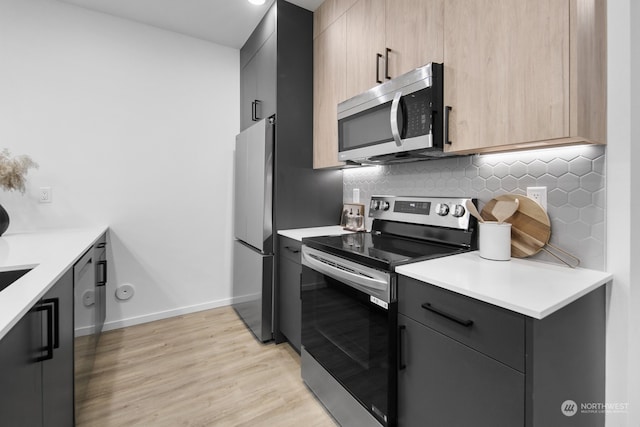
[{"left": 337, "top": 62, "right": 447, "bottom": 164}]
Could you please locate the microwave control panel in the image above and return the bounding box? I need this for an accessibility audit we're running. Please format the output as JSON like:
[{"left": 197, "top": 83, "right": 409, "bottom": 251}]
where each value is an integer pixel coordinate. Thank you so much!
[{"left": 403, "top": 92, "right": 433, "bottom": 139}]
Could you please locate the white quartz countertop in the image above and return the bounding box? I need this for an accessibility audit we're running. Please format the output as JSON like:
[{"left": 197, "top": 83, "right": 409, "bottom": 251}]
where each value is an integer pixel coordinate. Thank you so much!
[
  {"left": 0, "top": 226, "right": 108, "bottom": 340},
  {"left": 396, "top": 251, "right": 613, "bottom": 319},
  {"left": 278, "top": 225, "right": 354, "bottom": 242}
]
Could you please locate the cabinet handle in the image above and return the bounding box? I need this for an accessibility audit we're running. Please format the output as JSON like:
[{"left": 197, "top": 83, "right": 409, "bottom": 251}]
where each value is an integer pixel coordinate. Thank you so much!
[
  {"left": 444, "top": 106, "right": 452, "bottom": 145},
  {"left": 421, "top": 302, "right": 473, "bottom": 327},
  {"left": 385, "top": 48, "right": 391, "bottom": 80},
  {"left": 284, "top": 246, "right": 300, "bottom": 254},
  {"left": 41, "top": 298, "right": 60, "bottom": 349},
  {"left": 33, "top": 301, "right": 55, "bottom": 362},
  {"left": 376, "top": 53, "right": 383, "bottom": 84},
  {"left": 97, "top": 260, "right": 108, "bottom": 286},
  {"left": 398, "top": 325, "right": 407, "bottom": 370},
  {"left": 252, "top": 100, "right": 262, "bottom": 121}
]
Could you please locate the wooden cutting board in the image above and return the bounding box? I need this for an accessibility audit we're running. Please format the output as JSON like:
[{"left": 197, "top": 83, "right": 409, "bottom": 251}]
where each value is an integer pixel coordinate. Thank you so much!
[{"left": 481, "top": 194, "right": 551, "bottom": 258}]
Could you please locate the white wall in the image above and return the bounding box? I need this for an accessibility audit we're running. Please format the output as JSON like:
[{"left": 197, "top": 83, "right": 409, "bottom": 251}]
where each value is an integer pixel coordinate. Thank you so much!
[
  {"left": 628, "top": 0, "right": 639, "bottom": 424},
  {"left": 0, "top": 0, "right": 239, "bottom": 329},
  {"left": 606, "top": 0, "right": 637, "bottom": 426}
]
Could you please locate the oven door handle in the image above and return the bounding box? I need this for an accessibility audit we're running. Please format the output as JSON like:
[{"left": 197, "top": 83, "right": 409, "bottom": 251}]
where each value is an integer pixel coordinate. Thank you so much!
[{"left": 302, "top": 250, "right": 389, "bottom": 295}]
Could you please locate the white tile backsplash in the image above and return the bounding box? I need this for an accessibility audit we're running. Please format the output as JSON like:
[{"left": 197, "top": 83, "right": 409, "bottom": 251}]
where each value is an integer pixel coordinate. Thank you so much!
[{"left": 343, "top": 145, "right": 606, "bottom": 270}]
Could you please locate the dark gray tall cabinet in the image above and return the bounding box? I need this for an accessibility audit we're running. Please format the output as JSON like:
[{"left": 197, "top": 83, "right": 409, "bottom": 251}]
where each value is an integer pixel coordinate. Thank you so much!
[{"left": 239, "top": 0, "right": 343, "bottom": 347}]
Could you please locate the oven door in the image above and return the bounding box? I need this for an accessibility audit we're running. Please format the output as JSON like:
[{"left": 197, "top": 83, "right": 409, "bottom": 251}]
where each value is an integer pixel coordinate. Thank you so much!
[{"left": 301, "top": 246, "right": 397, "bottom": 426}]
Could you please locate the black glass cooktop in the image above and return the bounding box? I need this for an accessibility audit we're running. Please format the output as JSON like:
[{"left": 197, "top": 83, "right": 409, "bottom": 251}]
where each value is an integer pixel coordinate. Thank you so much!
[{"left": 302, "top": 231, "right": 468, "bottom": 272}]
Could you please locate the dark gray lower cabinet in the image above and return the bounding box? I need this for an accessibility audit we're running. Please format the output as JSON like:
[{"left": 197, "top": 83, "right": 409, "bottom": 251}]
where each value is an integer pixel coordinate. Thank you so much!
[
  {"left": 277, "top": 236, "right": 302, "bottom": 352},
  {"left": 0, "top": 269, "right": 74, "bottom": 427},
  {"left": 0, "top": 288, "right": 43, "bottom": 426},
  {"left": 43, "top": 268, "right": 74, "bottom": 427},
  {"left": 397, "top": 275, "right": 605, "bottom": 427},
  {"left": 398, "top": 314, "right": 524, "bottom": 426}
]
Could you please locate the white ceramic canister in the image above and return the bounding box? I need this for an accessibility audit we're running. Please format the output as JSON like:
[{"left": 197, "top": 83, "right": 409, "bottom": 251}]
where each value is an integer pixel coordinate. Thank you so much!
[{"left": 478, "top": 221, "right": 512, "bottom": 261}]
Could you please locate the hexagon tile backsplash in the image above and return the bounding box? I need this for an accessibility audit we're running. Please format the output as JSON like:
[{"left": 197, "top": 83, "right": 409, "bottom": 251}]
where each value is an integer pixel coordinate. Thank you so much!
[{"left": 343, "top": 145, "right": 606, "bottom": 270}]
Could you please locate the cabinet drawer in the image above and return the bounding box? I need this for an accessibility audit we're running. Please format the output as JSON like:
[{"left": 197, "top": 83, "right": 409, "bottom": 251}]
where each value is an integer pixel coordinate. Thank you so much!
[
  {"left": 398, "top": 275, "right": 525, "bottom": 372},
  {"left": 279, "top": 237, "right": 301, "bottom": 264}
]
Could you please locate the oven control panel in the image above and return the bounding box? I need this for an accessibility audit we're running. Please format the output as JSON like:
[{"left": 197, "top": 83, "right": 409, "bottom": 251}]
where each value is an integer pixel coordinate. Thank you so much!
[{"left": 369, "top": 195, "right": 475, "bottom": 230}]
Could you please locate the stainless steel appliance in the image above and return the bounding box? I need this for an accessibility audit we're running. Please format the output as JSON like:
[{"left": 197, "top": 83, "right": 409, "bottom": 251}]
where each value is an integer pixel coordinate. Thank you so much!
[
  {"left": 233, "top": 117, "right": 275, "bottom": 342},
  {"left": 301, "top": 195, "right": 478, "bottom": 427},
  {"left": 337, "top": 63, "right": 448, "bottom": 164}
]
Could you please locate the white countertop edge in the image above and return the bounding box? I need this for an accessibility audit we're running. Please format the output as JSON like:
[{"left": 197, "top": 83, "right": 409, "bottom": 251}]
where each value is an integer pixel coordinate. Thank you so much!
[
  {"left": 396, "top": 252, "right": 613, "bottom": 320},
  {"left": 400, "top": 270, "right": 611, "bottom": 319},
  {"left": 278, "top": 225, "right": 355, "bottom": 241},
  {"left": 0, "top": 226, "right": 109, "bottom": 340}
]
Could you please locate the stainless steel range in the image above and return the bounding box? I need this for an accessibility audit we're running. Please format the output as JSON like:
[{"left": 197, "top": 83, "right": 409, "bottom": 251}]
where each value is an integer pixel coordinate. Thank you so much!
[{"left": 300, "top": 195, "right": 478, "bottom": 427}]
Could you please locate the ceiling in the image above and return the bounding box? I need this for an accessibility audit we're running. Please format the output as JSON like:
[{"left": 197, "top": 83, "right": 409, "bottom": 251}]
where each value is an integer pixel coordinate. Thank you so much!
[{"left": 58, "top": 0, "right": 323, "bottom": 49}]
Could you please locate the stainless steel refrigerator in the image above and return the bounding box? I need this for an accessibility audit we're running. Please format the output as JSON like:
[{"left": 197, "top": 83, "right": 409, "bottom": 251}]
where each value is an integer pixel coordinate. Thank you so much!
[{"left": 233, "top": 118, "right": 275, "bottom": 342}]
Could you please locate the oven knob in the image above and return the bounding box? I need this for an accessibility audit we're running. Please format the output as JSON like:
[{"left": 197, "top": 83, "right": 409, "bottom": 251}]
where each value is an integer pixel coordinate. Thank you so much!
[
  {"left": 436, "top": 203, "right": 450, "bottom": 216},
  {"left": 452, "top": 204, "right": 466, "bottom": 218},
  {"left": 381, "top": 201, "right": 390, "bottom": 211},
  {"left": 372, "top": 200, "right": 381, "bottom": 211}
]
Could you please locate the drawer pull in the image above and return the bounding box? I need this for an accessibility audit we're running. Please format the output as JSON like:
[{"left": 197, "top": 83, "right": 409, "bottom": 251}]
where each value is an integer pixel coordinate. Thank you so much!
[{"left": 421, "top": 302, "right": 473, "bottom": 327}]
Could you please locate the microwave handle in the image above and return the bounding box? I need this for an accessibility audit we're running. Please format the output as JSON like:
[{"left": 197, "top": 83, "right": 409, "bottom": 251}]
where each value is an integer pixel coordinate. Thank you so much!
[{"left": 390, "top": 91, "right": 403, "bottom": 147}]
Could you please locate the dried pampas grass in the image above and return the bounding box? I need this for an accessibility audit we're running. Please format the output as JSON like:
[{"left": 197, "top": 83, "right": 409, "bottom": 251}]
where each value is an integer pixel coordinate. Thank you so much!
[{"left": 0, "top": 149, "right": 39, "bottom": 194}]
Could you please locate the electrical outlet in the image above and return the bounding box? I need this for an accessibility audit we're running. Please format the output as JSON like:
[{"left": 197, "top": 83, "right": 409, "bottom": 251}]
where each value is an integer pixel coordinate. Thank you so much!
[
  {"left": 527, "top": 186, "right": 547, "bottom": 211},
  {"left": 353, "top": 188, "right": 360, "bottom": 203},
  {"left": 39, "top": 187, "right": 52, "bottom": 203}
]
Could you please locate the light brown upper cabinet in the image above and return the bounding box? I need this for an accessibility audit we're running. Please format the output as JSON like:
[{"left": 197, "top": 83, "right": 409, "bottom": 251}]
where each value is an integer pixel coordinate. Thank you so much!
[
  {"left": 313, "top": 0, "right": 444, "bottom": 168},
  {"left": 314, "top": 13, "right": 348, "bottom": 169},
  {"left": 345, "top": 0, "right": 444, "bottom": 99},
  {"left": 443, "top": 0, "right": 607, "bottom": 154}
]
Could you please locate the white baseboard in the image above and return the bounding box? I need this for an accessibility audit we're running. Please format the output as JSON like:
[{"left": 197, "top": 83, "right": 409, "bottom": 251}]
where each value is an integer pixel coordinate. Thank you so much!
[
  {"left": 88, "top": 297, "right": 238, "bottom": 333},
  {"left": 74, "top": 295, "right": 262, "bottom": 335}
]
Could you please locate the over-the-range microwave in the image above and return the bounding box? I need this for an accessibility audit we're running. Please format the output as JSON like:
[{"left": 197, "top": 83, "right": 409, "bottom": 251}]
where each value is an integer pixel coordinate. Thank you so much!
[{"left": 337, "top": 62, "right": 450, "bottom": 164}]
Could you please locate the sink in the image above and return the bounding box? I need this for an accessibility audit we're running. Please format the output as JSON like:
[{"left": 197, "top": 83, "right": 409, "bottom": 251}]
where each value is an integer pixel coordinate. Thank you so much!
[{"left": 0, "top": 269, "right": 32, "bottom": 292}]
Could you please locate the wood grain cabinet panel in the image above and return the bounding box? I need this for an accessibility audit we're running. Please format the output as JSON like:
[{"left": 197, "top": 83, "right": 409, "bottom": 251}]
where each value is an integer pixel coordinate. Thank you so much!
[
  {"left": 313, "top": 0, "right": 445, "bottom": 168},
  {"left": 443, "top": 0, "right": 606, "bottom": 154},
  {"left": 346, "top": 0, "right": 444, "bottom": 99},
  {"left": 385, "top": 0, "right": 444, "bottom": 78},
  {"left": 345, "top": 0, "right": 386, "bottom": 99},
  {"left": 313, "top": 0, "right": 358, "bottom": 38},
  {"left": 313, "top": 0, "right": 606, "bottom": 163},
  {"left": 313, "top": 13, "right": 347, "bottom": 169}
]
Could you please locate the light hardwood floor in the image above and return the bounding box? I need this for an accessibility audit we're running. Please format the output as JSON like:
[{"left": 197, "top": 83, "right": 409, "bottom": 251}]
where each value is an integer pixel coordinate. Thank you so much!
[{"left": 77, "top": 306, "right": 338, "bottom": 427}]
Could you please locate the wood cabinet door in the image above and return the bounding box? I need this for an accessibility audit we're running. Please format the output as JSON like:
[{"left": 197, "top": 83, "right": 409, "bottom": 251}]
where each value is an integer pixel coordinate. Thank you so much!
[
  {"left": 443, "top": 0, "right": 569, "bottom": 153},
  {"left": 385, "top": 0, "right": 444, "bottom": 79},
  {"left": 397, "top": 314, "right": 525, "bottom": 427},
  {"left": 313, "top": 14, "right": 347, "bottom": 169},
  {"left": 345, "top": 0, "right": 386, "bottom": 99}
]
